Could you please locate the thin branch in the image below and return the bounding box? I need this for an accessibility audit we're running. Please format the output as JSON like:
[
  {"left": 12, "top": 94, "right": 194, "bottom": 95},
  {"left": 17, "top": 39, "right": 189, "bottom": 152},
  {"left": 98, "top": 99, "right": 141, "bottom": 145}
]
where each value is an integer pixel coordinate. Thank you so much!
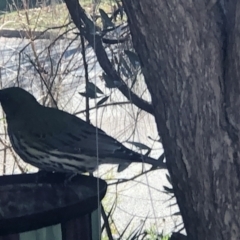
[
  {"left": 63, "top": 0, "right": 154, "bottom": 115},
  {"left": 22, "top": 53, "right": 58, "bottom": 108},
  {"left": 101, "top": 204, "right": 114, "bottom": 240},
  {"left": 107, "top": 168, "right": 157, "bottom": 186},
  {"left": 74, "top": 101, "right": 131, "bottom": 115}
]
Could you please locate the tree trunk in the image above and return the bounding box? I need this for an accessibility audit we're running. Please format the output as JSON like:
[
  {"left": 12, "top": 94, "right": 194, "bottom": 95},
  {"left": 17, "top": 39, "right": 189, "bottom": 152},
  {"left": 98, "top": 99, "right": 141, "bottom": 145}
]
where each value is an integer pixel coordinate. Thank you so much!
[{"left": 122, "top": 1, "right": 240, "bottom": 239}]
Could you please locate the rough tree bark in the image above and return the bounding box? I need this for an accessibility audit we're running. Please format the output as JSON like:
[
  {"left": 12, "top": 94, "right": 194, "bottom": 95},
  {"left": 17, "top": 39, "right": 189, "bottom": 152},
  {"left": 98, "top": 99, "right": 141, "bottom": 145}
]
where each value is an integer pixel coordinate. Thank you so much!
[{"left": 122, "top": 1, "right": 240, "bottom": 240}]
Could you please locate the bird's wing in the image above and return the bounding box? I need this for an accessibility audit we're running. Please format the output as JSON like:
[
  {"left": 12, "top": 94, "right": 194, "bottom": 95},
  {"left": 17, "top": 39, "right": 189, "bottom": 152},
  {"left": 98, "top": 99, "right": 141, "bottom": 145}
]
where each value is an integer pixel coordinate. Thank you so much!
[
  {"left": 18, "top": 107, "right": 134, "bottom": 161},
  {"left": 53, "top": 119, "right": 126, "bottom": 158}
]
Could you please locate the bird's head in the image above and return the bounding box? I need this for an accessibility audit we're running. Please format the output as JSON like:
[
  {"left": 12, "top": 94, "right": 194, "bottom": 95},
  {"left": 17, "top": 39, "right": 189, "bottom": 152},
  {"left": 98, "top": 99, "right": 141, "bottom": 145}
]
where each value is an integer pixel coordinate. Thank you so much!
[{"left": 0, "top": 87, "right": 39, "bottom": 118}]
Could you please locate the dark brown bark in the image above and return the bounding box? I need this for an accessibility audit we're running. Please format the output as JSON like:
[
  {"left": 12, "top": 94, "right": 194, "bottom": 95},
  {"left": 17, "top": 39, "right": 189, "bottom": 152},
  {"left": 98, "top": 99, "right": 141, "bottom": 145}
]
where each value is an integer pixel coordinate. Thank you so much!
[{"left": 122, "top": 1, "right": 240, "bottom": 239}]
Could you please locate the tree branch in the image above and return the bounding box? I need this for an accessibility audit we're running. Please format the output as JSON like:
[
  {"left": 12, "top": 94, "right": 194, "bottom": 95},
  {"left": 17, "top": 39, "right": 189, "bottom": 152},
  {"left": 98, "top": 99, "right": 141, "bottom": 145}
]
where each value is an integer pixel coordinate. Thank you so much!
[{"left": 63, "top": 0, "right": 154, "bottom": 115}]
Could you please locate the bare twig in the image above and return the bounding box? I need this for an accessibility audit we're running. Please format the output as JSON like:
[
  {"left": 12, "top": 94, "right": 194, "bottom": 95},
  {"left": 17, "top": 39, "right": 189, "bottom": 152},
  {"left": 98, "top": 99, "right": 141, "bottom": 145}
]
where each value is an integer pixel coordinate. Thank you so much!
[
  {"left": 107, "top": 168, "right": 158, "bottom": 186},
  {"left": 74, "top": 101, "right": 131, "bottom": 115}
]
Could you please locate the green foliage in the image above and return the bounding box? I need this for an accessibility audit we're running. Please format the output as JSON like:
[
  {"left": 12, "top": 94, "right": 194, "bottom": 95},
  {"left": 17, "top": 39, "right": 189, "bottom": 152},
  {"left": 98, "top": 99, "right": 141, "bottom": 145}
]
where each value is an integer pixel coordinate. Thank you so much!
[
  {"left": 79, "top": 82, "right": 104, "bottom": 99},
  {"left": 99, "top": 8, "right": 114, "bottom": 29},
  {"left": 145, "top": 227, "right": 170, "bottom": 240},
  {"left": 124, "top": 50, "right": 140, "bottom": 69}
]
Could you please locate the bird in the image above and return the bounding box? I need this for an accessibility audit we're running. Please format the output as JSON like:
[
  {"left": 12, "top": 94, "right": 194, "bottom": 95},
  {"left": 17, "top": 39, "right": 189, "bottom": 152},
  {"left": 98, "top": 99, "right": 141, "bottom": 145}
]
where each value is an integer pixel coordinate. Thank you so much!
[{"left": 0, "top": 87, "right": 166, "bottom": 174}]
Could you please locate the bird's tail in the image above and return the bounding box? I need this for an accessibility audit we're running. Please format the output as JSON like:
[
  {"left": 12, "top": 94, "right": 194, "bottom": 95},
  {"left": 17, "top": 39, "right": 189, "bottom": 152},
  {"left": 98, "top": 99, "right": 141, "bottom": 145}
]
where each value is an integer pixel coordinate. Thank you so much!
[{"left": 117, "top": 153, "right": 166, "bottom": 172}]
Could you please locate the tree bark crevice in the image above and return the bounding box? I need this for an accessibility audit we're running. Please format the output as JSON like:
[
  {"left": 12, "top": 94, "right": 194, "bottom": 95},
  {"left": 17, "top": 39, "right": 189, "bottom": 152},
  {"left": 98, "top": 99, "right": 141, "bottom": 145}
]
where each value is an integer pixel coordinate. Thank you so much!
[{"left": 122, "top": 0, "right": 240, "bottom": 239}]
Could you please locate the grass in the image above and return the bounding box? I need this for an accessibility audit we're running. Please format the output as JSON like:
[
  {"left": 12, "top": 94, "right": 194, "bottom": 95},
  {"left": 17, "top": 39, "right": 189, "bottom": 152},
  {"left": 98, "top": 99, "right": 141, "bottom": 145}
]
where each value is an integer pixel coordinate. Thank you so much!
[{"left": 0, "top": 0, "right": 116, "bottom": 32}]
